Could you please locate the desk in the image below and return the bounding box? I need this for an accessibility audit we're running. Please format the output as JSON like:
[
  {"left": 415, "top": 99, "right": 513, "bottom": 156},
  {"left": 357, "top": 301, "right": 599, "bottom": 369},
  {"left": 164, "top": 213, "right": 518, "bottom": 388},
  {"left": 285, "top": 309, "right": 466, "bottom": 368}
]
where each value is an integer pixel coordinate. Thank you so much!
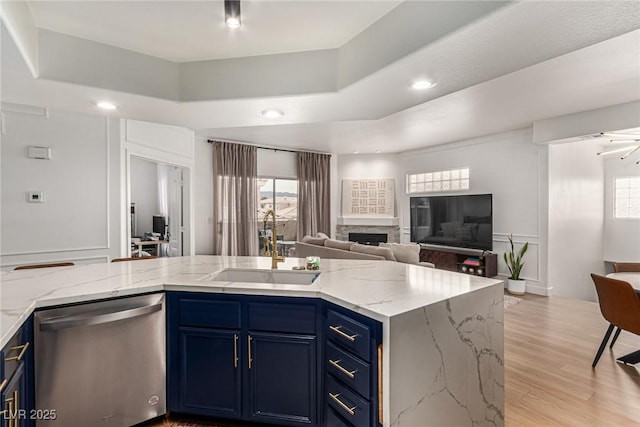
[
  {"left": 606, "top": 272, "right": 640, "bottom": 289},
  {"left": 133, "top": 240, "right": 169, "bottom": 257}
]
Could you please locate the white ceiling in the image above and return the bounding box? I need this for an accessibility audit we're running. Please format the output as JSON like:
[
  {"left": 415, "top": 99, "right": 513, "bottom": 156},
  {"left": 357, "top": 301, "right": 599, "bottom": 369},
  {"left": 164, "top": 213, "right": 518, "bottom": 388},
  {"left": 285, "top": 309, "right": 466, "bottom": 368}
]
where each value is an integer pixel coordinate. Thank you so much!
[
  {"left": 29, "top": 0, "right": 402, "bottom": 62},
  {"left": 2, "top": 1, "right": 640, "bottom": 154}
]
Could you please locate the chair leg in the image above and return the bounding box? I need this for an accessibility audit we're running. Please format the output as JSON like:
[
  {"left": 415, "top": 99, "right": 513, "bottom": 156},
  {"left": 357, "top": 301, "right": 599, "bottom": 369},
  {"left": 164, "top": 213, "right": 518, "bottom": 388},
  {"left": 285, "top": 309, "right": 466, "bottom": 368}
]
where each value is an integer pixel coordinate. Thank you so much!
[
  {"left": 609, "top": 327, "right": 622, "bottom": 349},
  {"left": 592, "top": 324, "right": 615, "bottom": 368}
]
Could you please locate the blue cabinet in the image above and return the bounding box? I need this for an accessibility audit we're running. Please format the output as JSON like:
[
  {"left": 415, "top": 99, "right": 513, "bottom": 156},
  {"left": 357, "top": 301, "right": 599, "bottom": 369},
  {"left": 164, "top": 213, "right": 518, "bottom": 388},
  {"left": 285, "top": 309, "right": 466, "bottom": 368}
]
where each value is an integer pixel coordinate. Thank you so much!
[
  {"left": 248, "top": 332, "right": 317, "bottom": 425},
  {"left": 178, "top": 327, "right": 241, "bottom": 418},
  {"left": 168, "top": 293, "right": 382, "bottom": 427},
  {"left": 324, "top": 303, "right": 382, "bottom": 427},
  {"left": 1, "top": 316, "right": 33, "bottom": 427},
  {"left": 167, "top": 293, "right": 322, "bottom": 426}
]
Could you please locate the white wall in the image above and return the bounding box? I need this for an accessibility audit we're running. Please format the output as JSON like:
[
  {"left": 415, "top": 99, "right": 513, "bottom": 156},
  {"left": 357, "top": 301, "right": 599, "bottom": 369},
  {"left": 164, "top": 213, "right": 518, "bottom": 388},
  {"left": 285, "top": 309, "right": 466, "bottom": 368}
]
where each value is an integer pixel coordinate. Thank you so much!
[
  {"left": 130, "top": 156, "right": 158, "bottom": 236},
  {"left": 399, "top": 129, "right": 547, "bottom": 293},
  {"left": 195, "top": 138, "right": 214, "bottom": 255},
  {"left": 603, "top": 156, "right": 640, "bottom": 262},
  {"left": 1, "top": 107, "right": 121, "bottom": 267},
  {"left": 548, "top": 141, "right": 605, "bottom": 301}
]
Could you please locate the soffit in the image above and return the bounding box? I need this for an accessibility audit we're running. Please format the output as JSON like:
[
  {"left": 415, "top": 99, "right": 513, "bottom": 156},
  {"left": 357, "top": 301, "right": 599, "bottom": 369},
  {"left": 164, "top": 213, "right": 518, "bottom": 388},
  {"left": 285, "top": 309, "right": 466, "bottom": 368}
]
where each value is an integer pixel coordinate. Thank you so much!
[{"left": 28, "top": 0, "right": 403, "bottom": 62}]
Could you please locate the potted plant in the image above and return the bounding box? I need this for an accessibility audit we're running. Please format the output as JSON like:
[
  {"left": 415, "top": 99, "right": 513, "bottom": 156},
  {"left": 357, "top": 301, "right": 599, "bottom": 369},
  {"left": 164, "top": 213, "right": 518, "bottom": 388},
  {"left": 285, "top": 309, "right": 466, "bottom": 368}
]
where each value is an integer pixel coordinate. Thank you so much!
[{"left": 504, "top": 234, "right": 528, "bottom": 295}]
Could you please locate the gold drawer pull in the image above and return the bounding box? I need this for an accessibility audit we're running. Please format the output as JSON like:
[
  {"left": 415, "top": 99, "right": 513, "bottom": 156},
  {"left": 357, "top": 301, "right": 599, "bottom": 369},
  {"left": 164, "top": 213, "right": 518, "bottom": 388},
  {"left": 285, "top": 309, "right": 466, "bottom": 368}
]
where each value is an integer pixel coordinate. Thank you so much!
[
  {"left": 329, "top": 359, "right": 356, "bottom": 379},
  {"left": 5, "top": 342, "right": 30, "bottom": 362},
  {"left": 329, "top": 325, "right": 356, "bottom": 342},
  {"left": 329, "top": 392, "right": 356, "bottom": 416}
]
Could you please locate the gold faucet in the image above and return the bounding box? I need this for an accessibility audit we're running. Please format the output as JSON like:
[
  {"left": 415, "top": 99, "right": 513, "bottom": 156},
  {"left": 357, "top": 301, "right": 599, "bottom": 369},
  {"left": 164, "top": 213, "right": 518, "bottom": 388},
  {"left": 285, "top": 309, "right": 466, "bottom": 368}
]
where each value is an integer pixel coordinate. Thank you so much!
[{"left": 263, "top": 209, "right": 284, "bottom": 269}]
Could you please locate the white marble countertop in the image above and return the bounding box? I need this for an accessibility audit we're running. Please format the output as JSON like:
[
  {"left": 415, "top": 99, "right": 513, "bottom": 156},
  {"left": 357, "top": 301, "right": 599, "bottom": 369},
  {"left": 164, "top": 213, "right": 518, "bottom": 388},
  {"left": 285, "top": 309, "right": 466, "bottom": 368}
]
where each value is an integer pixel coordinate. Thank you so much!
[{"left": 0, "top": 255, "right": 502, "bottom": 348}]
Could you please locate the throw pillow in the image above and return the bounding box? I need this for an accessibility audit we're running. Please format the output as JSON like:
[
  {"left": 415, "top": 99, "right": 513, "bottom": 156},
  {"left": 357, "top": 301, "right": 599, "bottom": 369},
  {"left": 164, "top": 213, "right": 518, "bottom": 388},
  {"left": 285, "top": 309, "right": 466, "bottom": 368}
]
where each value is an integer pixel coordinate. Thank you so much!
[
  {"left": 302, "top": 235, "right": 327, "bottom": 246},
  {"left": 351, "top": 243, "right": 397, "bottom": 261},
  {"left": 380, "top": 242, "right": 420, "bottom": 264},
  {"left": 317, "top": 232, "right": 330, "bottom": 239},
  {"left": 325, "top": 239, "right": 354, "bottom": 251}
]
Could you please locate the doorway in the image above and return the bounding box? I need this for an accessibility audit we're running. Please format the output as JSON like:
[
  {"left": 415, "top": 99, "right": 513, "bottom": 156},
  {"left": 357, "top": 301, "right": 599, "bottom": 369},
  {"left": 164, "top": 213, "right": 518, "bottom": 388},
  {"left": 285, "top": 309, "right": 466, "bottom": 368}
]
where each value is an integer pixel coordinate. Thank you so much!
[{"left": 129, "top": 156, "right": 187, "bottom": 257}]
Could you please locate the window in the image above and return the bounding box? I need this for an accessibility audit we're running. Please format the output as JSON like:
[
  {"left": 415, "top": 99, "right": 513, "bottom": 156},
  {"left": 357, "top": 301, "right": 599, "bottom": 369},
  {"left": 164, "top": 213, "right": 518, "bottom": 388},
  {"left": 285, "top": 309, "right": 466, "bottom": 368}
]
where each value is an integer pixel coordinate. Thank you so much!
[
  {"left": 258, "top": 178, "right": 298, "bottom": 254},
  {"left": 406, "top": 168, "right": 469, "bottom": 194},
  {"left": 614, "top": 177, "right": 640, "bottom": 219}
]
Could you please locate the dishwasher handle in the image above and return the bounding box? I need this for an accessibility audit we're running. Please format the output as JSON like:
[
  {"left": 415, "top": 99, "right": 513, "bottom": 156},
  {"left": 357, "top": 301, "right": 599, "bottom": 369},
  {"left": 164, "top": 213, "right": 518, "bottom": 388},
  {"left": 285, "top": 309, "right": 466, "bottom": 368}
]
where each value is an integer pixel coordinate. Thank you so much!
[{"left": 39, "top": 303, "right": 163, "bottom": 331}]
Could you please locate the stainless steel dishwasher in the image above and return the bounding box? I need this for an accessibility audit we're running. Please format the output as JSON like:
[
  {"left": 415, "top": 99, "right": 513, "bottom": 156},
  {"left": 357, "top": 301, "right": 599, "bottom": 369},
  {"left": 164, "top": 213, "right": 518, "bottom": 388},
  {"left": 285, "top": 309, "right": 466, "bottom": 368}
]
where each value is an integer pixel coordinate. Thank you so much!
[{"left": 34, "top": 293, "right": 166, "bottom": 426}]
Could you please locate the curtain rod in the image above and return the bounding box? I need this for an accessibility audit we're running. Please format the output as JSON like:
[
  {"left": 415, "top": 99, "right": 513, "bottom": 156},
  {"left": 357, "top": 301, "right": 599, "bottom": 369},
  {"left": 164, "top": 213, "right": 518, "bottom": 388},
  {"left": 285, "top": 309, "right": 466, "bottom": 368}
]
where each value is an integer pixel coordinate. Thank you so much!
[{"left": 206, "top": 139, "right": 331, "bottom": 157}]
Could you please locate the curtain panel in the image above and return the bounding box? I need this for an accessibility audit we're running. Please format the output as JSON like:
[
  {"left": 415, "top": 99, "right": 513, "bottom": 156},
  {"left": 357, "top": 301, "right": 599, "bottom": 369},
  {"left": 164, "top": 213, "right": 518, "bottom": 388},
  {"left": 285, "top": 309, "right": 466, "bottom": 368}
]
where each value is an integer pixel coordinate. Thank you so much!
[
  {"left": 297, "top": 152, "right": 331, "bottom": 238},
  {"left": 213, "top": 142, "right": 259, "bottom": 256}
]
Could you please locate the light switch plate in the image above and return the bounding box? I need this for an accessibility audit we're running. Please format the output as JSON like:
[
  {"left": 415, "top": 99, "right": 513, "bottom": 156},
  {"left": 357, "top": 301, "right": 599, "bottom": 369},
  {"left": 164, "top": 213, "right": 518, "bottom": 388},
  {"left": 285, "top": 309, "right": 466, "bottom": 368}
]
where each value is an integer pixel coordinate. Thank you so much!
[{"left": 27, "top": 191, "right": 44, "bottom": 203}]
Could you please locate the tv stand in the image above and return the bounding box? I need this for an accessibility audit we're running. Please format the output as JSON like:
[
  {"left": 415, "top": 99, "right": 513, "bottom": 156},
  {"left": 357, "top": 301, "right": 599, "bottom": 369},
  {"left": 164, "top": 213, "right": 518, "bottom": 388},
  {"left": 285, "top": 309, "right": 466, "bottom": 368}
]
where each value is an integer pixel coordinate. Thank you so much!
[{"left": 419, "top": 244, "right": 498, "bottom": 278}]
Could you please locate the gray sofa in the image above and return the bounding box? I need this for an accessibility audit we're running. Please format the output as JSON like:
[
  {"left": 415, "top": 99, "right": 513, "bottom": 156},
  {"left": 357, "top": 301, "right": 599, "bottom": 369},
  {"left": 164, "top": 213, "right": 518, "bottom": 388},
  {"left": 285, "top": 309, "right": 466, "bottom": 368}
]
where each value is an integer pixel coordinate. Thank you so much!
[{"left": 291, "top": 236, "right": 435, "bottom": 268}]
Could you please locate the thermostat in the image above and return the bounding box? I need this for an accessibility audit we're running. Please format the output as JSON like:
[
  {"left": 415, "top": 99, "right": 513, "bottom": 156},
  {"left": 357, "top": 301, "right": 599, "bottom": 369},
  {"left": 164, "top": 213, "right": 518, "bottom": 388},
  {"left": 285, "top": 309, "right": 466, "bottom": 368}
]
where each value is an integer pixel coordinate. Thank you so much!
[
  {"left": 27, "top": 146, "right": 52, "bottom": 160},
  {"left": 27, "top": 191, "right": 44, "bottom": 203}
]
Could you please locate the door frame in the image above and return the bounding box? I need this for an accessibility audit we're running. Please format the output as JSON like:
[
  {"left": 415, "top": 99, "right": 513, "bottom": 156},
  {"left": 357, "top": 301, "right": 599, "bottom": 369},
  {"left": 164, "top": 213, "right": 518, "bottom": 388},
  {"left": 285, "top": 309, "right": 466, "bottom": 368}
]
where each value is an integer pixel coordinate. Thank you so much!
[{"left": 120, "top": 120, "right": 195, "bottom": 258}]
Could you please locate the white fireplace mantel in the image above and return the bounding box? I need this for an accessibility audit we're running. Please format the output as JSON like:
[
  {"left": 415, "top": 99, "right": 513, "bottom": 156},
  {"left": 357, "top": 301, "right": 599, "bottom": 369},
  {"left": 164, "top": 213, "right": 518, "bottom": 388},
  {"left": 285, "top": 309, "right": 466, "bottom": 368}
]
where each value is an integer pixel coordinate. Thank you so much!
[{"left": 337, "top": 217, "right": 399, "bottom": 226}]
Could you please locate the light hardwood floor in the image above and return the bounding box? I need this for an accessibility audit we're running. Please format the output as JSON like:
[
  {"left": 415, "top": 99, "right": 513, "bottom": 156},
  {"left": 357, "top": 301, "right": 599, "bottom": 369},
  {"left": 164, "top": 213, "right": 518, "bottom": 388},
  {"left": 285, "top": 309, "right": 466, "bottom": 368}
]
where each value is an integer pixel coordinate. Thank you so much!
[
  {"left": 150, "top": 293, "right": 640, "bottom": 427},
  {"left": 505, "top": 293, "right": 640, "bottom": 426}
]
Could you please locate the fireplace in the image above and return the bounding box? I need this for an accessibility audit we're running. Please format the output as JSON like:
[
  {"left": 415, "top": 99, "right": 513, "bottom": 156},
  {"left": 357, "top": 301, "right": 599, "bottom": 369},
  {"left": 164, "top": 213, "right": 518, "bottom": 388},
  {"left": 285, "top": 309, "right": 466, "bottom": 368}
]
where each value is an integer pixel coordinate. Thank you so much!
[
  {"left": 336, "top": 224, "right": 400, "bottom": 244},
  {"left": 348, "top": 233, "right": 388, "bottom": 246}
]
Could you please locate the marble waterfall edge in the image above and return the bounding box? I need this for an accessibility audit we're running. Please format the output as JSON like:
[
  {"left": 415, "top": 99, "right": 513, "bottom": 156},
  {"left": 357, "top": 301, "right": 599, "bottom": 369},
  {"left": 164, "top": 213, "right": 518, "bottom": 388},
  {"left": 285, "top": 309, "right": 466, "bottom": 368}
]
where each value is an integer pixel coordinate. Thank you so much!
[{"left": 387, "top": 284, "right": 504, "bottom": 427}]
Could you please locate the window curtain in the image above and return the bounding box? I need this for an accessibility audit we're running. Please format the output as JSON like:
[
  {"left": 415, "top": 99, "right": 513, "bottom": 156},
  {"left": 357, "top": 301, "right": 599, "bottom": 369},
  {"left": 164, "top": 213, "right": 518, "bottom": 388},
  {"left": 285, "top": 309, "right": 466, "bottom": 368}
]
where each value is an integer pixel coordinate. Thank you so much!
[
  {"left": 213, "top": 142, "right": 259, "bottom": 256},
  {"left": 297, "top": 152, "right": 331, "bottom": 238}
]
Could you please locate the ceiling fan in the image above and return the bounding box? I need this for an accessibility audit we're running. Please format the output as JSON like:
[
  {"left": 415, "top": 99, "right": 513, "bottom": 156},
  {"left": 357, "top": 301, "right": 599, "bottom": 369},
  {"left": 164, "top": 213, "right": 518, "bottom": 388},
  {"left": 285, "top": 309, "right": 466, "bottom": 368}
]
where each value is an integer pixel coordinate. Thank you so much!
[{"left": 596, "top": 132, "right": 640, "bottom": 164}]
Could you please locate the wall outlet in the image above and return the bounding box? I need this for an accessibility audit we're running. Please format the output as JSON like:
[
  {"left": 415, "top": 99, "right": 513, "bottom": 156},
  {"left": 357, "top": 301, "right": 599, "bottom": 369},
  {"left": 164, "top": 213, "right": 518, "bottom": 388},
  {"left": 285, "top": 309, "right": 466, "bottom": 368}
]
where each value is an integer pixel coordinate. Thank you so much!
[{"left": 27, "top": 191, "right": 44, "bottom": 203}]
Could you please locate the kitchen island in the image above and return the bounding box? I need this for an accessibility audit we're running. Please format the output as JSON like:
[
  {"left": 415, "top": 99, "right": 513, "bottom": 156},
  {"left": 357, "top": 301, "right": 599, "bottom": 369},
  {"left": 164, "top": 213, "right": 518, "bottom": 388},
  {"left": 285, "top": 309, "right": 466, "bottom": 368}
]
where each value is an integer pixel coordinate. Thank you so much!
[{"left": 0, "top": 256, "right": 504, "bottom": 426}]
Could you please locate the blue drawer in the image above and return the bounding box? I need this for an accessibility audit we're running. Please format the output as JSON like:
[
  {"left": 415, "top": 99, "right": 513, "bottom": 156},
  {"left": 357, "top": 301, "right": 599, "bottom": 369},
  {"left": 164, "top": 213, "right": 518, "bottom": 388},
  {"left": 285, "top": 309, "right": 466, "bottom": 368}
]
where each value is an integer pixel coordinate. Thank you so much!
[
  {"left": 327, "top": 309, "right": 371, "bottom": 362},
  {"left": 326, "top": 375, "right": 370, "bottom": 427},
  {"left": 179, "top": 299, "right": 241, "bottom": 329},
  {"left": 326, "top": 406, "right": 355, "bottom": 427},
  {"left": 248, "top": 301, "right": 316, "bottom": 334},
  {"left": 327, "top": 342, "right": 370, "bottom": 399}
]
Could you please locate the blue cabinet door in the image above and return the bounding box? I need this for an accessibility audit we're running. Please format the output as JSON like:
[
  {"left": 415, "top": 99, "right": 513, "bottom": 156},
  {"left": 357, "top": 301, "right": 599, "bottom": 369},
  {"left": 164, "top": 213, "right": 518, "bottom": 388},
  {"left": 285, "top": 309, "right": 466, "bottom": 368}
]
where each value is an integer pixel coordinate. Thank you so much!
[
  {"left": 178, "top": 327, "right": 241, "bottom": 418},
  {"left": 247, "top": 332, "right": 317, "bottom": 426}
]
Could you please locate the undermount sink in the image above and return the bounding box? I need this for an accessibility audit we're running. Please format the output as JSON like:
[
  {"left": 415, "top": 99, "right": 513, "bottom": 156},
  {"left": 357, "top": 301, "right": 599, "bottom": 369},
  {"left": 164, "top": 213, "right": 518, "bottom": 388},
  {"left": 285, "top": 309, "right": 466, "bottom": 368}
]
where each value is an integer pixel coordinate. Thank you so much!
[{"left": 206, "top": 268, "right": 321, "bottom": 285}]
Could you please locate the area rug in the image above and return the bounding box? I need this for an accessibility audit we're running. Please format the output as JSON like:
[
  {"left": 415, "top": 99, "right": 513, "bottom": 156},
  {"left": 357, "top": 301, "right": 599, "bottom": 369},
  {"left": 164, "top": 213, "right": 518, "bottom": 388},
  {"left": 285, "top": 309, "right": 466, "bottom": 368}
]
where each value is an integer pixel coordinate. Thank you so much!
[{"left": 504, "top": 294, "right": 522, "bottom": 309}]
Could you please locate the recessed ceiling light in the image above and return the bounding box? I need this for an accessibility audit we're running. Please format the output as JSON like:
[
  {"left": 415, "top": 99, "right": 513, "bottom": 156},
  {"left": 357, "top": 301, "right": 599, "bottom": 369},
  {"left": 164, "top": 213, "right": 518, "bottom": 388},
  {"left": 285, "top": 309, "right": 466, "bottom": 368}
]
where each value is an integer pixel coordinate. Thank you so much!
[
  {"left": 261, "top": 109, "right": 284, "bottom": 119},
  {"left": 354, "top": 151, "right": 359, "bottom": 154},
  {"left": 96, "top": 101, "right": 117, "bottom": 110},
  {"left": 411, "top": 80, "right": 436, "bottom": 90},
  {"left": 226, "top": 17, "right": 240, "bottom": 29},
  {"left": 375, "top": 150, "right": 381, "bottom": 154}
]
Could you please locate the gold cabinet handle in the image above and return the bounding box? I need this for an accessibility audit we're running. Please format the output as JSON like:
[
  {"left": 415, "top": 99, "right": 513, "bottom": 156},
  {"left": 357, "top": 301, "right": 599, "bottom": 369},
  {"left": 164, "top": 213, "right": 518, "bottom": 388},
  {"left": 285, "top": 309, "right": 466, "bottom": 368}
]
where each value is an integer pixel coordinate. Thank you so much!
[
  {"left": 329, "top": 325, "right": 356, "bottom": 342},
  {"left": 248, "top": 335, "right": 253, "bottom": 369},
  {"left": 378, "top": 343, "right": 383, "bottom": 424},
  {"left": 0, "top": 378, "right": 7, "bottom": 393},
  {"left": 5, "top": 396, "right": 14, "bottom": 427},
  {"left": 329, "top": 392, "right": 356, "bottom": 416},
  {"left": 233, "top": 334, "right": 238, "bottom": 368},
  {"left": 12, "top": 389, "right": 18, "bottom": 427},
  {"left": 4, "top": 342, "right": 30, "bottom": 362},
  {"left": 329, "top": 359, "right": 356, "bottom": 379}
]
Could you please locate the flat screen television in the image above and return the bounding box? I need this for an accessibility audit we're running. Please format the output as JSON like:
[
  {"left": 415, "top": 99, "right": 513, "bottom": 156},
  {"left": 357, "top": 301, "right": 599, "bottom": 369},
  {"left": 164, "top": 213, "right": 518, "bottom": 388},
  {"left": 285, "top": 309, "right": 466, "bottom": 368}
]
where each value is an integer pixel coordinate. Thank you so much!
[{"left": 410, "top": 194, "right": 492, "bottom": 251}]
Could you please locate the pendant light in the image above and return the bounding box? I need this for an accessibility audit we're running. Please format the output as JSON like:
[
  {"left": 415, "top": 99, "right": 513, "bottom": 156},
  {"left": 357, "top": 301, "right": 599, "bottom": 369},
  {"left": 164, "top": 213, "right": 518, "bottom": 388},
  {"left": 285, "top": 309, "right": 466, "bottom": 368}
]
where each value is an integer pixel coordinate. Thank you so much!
[{"left": 225, "top": 0, "right": 241, "bottom": 29}]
